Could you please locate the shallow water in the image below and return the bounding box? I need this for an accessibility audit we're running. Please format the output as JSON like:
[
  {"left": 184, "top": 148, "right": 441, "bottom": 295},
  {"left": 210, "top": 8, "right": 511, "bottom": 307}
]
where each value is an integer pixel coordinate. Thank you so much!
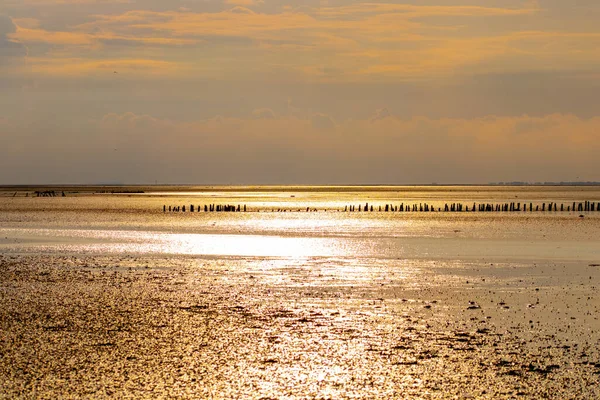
[{"left": 1, "top": 186, "right": 599, "bottom": 262}]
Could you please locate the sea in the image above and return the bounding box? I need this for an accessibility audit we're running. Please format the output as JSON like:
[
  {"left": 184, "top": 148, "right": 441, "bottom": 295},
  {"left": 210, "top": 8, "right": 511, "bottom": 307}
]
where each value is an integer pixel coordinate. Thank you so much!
[{"left": 1, "top": 185, "right": 599, "bottom": 264}]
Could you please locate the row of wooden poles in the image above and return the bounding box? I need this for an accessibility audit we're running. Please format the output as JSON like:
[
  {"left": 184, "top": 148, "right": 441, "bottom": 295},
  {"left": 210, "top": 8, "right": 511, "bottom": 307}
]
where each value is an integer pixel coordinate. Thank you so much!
[
  {"left": 164, "top": 201, "right": 600, "bottom": 213},
  {"left": 165, "top": 204, "right": 246, "bottom": 213}
]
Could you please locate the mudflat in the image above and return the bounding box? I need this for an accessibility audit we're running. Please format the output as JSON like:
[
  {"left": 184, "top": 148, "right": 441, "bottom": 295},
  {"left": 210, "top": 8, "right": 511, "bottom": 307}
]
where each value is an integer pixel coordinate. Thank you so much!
[
  {"left": 2, "top": 186, "right": 600, "bottom": 398},
  {"left": 1, "top": 254, "right": 599, "bottom": 399}
]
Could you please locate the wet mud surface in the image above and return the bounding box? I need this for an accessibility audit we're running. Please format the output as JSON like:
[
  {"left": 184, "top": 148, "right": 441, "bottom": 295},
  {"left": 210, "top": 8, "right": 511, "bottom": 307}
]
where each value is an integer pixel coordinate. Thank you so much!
[{"left": 1, "top": 255, "right": 599, "bottom": 399}]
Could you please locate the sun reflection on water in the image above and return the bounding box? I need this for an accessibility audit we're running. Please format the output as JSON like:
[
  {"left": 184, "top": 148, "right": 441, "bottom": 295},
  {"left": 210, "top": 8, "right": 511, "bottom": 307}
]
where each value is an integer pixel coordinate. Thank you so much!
[{"left": 162, "top": 234, "right": 349, "bottom": 258}]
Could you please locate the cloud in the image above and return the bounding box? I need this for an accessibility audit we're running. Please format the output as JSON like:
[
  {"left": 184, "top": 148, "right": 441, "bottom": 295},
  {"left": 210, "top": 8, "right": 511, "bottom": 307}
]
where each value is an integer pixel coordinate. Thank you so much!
[
  {"left": 3, "top": 111, "right": 598, "bottom": 184},
  {"left": 25, "top": 57, "right": 183, "bottom": 76},
  {"left": 314, "top": 3, "right": 538, "bottom": 19},
  {"left": 1, "top": 2, "right": 546, "bottom": 80},
  {"left": 6, "top": 2, "right": 600, "bottom": 83},
  {"left": 224, "top": 0, "right": 264, "bottom": 6},
  {"left": 0, "top": 15, "right": 27, "bottom": 62}
]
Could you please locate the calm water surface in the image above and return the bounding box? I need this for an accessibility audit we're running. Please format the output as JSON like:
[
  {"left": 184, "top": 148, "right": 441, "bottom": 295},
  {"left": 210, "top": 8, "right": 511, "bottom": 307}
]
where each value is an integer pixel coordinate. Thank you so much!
[{"left": 1, "top": 186, "right": 599, "bottom": 263}]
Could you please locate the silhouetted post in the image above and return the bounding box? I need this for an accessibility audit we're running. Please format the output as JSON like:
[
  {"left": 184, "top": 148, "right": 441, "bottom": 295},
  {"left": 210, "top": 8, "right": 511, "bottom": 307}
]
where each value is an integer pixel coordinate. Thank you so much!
[
  {"left": 530, "top": 203, "right": 532, "bottom": 212},
  {"left": 163, "top": 205, "right": 166, "bottom": 212},
  {"left": 561, "top": 204, "right": 564, "bottom": 211},
  {"left": 365, "top": 203, "right": 369, "bottom": 212},
  {"left": 190, "top": 205, "right": 194, "bottom": 212}
]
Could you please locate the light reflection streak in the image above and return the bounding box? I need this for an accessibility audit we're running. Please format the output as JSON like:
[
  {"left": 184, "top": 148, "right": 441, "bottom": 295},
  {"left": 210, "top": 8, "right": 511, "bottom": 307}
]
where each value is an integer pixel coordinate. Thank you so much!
[{"left": 2, "top": 227, "right": 598, "bottom": 262}]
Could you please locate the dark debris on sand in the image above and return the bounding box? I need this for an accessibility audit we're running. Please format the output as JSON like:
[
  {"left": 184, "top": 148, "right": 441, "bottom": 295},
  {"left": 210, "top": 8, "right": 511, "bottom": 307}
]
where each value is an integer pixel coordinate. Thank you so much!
[{"left": 1, "top": 255, "right": 599, "bottom": 399}]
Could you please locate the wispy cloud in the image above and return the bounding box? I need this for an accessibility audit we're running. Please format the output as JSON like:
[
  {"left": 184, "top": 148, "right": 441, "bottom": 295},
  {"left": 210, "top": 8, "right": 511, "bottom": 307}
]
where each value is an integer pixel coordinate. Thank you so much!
[{"left": 5, "top": 2, "right": 559, "bottom": 80}]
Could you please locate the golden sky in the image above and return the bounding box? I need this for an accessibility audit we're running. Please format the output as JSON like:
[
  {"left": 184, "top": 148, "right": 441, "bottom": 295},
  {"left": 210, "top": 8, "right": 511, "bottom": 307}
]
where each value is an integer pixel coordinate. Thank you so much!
[{"left": 1, "top": 0, "right": 599, "bottom": 183}]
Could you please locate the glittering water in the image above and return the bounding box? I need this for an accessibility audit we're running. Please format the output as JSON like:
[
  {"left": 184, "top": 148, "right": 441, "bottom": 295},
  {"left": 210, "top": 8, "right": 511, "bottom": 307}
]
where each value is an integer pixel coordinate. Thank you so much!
[{"left": 1, "top": 186, "right": 599, "bottom": 262}]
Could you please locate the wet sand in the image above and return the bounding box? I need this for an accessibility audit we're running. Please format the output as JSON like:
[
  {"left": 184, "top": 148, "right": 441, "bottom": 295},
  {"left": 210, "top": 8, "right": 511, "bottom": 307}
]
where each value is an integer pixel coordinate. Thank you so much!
[{"left": 1, "top": 254, "right": 599, "bottom": 399}]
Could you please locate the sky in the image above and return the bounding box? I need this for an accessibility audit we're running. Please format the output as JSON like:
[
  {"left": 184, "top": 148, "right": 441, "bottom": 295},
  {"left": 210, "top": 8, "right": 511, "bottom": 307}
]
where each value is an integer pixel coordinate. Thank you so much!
[{"left": 0, "top": 0, "right": 599, "bottom": 184}]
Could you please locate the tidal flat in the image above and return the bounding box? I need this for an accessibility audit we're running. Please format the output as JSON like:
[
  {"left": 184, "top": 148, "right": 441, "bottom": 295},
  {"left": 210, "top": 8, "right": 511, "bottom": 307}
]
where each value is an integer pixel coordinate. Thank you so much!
[{"left": 1, "top": 186, "right": 599, "bottom": 398}]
